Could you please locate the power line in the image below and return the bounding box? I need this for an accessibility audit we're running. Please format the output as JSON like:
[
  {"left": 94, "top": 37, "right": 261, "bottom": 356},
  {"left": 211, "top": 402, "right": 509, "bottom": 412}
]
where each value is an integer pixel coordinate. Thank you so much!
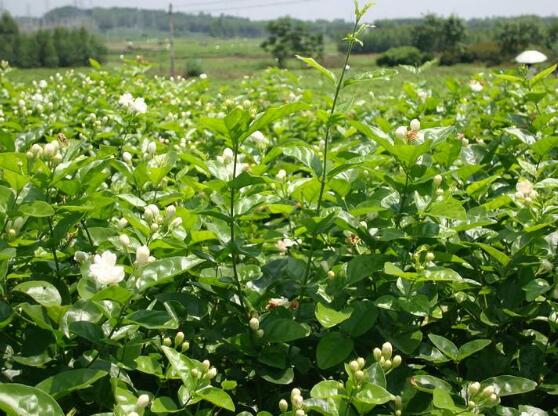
[
  {"left": 175, "top": 0, "right": 267, "bottom": 7},
  {"left": 174, "top": 0, "right": 320, "bottom": 13}
]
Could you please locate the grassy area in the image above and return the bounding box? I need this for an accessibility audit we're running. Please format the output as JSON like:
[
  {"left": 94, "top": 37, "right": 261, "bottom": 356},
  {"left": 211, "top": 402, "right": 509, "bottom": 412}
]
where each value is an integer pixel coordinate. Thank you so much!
[{"left": 7, "top": 35, "right": 484, "bottom": 91}]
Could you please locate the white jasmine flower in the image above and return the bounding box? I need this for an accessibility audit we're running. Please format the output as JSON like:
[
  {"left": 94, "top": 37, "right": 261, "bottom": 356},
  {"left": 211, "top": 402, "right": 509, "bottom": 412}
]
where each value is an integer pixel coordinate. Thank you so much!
[
  {"left": 119, "top": 93, "right": 134, "bottom": 108},
  {"left": 410, "top": 119, "right": 421, "bottom": 132},
  {"left": 469, "top": 80, "right": 484, "bottom": 92},
  {"left": 515, "top": 180, "right": 537, "bottom": 201},
  {"left": 199, "top": 73, "right": 208, "bottom": 80},
  {"left": 122, "top": 151, "right": 132, "bottom": 163},
  {"left": 135, "top": 245, "right": 151, "bottom": 266},
  {"left": 89, "top": 251, "right": 125, "bottom": 285},
  {"left": 395, "top": 126, "right": 407, "bottom": 140},
  {"left": 276, "top": 169, "right": 287, "bottom": 180},
  {"left": 131, "top": 97, "right": 147, "bottom": 114},
  {"left": 39, "top": 79, "right": 48, "bottom": 89}
]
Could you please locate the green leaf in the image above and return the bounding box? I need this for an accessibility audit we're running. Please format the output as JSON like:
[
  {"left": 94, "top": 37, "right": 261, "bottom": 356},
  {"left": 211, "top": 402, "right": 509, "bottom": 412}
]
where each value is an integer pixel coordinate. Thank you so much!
[
  {"left": 19, "top": 201, "right": 55, "bottom": 218},
  {"left": 161, "top": 346, "right": 201, "bottom": 388},
  {"left": 296, "top": 55, "right": 336, "bottom": 83},
  {"left": 481, "top": 375, "right": 537, "bottom": 397},
  {"left": 433, "top": 388, "right": 460, "bottom": 411},
  {"left": 458, "top": 339, "right": 491, "bottom": 360},
  {"left": 427, "top": 197, "right": 466, "bottom": 221},
  {"left": 316, "top": 332, "right": 353, "bottom": 369},
  {"left": 0, "top": 383, "right": 64, "bottom": 416},
  {"left": 195, "top": 387, "right": 235, "bottom": 412},
  {"left": 151, "top": 396, "right": 180, "bottom": 414},
  {"left": 310, "top": 380, "right": 343, "bottom": 399},
  {"left": 477, "top": 243, "right": 510, "bottom": 266},
  {"left": 315, "top": 303, "right": 352, "bottom": 328},
  {"left": 262, "top": 318, "right": 310, "bottom": 343},
  {"left": 354, "top": 383, "right": 393, "bottom": 405},
  {"left": 428, "top": 334, "right": 459, "bottom": 361},
  {"left": 530, "top": 64, "right": 557, "bottom": 86},
  {"left": 522, "top": 278, "right": 550, "bottom": 301},
  {"left": 13, "top": 281, "right": 61, "bottom": 308},
  {"left": 135, "top": 256, "right": 204, "bottom": 291},
  {"left": 126, "top": 309, "right": 178, "bottom": 330},
  {"left": 411, "top": 375, "right": 453, "bottom": 393},
  {"left": 69, "top": 321, "right": 104, "bottom": 344},
  {"left": 36, "top": 369, "right": 107, "bottom": 399}
]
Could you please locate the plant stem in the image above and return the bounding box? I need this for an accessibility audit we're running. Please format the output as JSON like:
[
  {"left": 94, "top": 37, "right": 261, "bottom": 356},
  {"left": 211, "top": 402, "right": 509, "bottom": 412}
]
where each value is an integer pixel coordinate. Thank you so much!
[
  {"left": 48, "top": 217, "right": 61, "bottom": 278},
  {"left": 396, "top": 169, "right": 410, "bottom": 228},
  {"left": 230, "top": 142, "right": 249, "bottom": 317},
  {"left": 296, "top": 20, "right": 360, "bottom": 317}
]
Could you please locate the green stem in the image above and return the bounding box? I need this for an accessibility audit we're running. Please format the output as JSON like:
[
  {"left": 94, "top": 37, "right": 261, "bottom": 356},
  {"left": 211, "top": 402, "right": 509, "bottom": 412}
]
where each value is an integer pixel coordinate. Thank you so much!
[
  {"left": 229, "top": 142, "right": 249, "bottom": 317},
  {"left": 48, "top": 217, "right": 61, "bottom": 278},
  {"left": 396, "top": 170, "right": 410, "bottom": 228},
  {"left": 296, "top": 20, "right": 360, "bottom": 318}
]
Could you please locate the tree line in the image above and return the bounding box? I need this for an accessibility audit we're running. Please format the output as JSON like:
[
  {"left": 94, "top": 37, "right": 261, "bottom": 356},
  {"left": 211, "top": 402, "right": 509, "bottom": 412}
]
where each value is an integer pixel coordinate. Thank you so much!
[
  {"left": 0, "top": 12, "right": 107, "bottom": 68},
  {"left": 347, "top": 15, "right": 558, "bottom": 66}
]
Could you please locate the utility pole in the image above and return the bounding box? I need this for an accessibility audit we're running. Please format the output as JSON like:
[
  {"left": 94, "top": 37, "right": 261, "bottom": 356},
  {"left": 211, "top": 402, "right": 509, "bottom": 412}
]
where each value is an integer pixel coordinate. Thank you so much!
[{"left": 168, "top": 2, "right": 176, "bottom": 78}]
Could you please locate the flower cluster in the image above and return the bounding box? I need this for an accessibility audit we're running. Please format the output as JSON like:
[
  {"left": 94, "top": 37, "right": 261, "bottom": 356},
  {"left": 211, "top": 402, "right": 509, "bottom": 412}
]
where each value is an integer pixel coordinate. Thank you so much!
[
  {"left": 279, "top": 388, "right": 305, "bottom": 416},
  {"left": 466, "top": 382, "right": 500, "bottom": 410},
  {"left": 372, "top": 342, "right": 402, "bottom": 372},
  {"left": 395, "top": 118, "right": 422, "bottom": 144},
  {"left": 118, "top": 93, "right": 148, "bottom": 114}
]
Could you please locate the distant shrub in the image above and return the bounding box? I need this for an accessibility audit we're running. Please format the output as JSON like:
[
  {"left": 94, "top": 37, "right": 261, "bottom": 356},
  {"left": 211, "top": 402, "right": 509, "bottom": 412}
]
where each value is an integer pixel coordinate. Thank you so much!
[
  {"left": 470, "top": 42, "right": 504, "bottom": 65},
  {"left": 377, "top": 46, "right": 431, "bottom": 67},
  {"left": 185, "top": 58, "right": 204, "bottom": 78}
]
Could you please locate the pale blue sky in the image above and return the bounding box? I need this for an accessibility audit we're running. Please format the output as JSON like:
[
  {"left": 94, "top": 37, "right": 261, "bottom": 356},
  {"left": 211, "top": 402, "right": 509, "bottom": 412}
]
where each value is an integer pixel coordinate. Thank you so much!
[{"left": 3, "top": 0, "right": 558, "bottom": 20}]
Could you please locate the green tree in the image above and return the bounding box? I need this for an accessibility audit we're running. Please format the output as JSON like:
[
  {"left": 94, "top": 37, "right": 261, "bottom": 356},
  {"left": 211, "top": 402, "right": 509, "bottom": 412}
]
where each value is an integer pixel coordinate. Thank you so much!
[
  {"left": 496, "top": 18, "right": 544, "bottom": 55},
  {"left": 441, "top": 16, "right": 466, "bottom": 51},
  {"left": 413, "top": 14, "right": 443, "bottom": 53},
  {"left": 0, "top": 12, "right": 19, "bottom": 64},
  {"left": 36, "top": 31, "right": 59, "bottom": 68},
  {"left": 261, "top": 18, "right": 324, "bottom": 68}
]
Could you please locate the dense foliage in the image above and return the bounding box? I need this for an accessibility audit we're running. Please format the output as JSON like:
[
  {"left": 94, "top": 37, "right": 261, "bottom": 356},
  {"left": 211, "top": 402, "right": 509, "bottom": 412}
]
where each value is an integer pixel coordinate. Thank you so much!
[
  {"left": 261, "top": 18, "right": 324, "bottom": 68},
  {"left": 346, "top": 15, "right": 558, "bottom": 66},
  {"left": 1, "top": 3, "right": 558, "bottom": 415},
  {"left": 376, "top": 47, "right": 432, "bottom": 68},
  {"left": 0, "top": 12, "right": 107, "bottom": 69}
]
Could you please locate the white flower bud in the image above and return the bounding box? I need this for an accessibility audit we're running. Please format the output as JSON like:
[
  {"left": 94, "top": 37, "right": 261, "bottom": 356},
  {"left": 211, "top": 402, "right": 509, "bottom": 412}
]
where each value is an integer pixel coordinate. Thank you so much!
[
  {"left": 468, "top": 382, "right": 481, "bottom": 396},
  {"left": 392, "top": 355, "right": 402, "bottom": 368},
  {"left": 170, "top": 217, "right": 183, "bottom": 228},
  {"left": 355, "top": 370, "right": 365, "bottom": 382},
  {"left": 384, "top": 359, "right": 392, "bottom": 368},
  {"left": 165, "top": 205, "right": 176, "bottom": 219},
  {"left": 410, "top": 118, "right": 421, "bottom": 132},
  {"left": 382, "top": 342, "right": 393, "bottom": 359},
  {"left": 249, "top": 317, "right": 260, "bottom": 331},
  {"left": 163, "top": 337, "right": 172, "bottom": 347},
  {"left": 373, "top": 347, "right": 382, "bottom": 361},
  {"left": 118, "top": 218, "right": 128, "bottom": 229},
  {"left": 74, "top": 251, "right": 89, "bottom": 263},
  {"left": 136, "top": 394, "right": 150, "bottom": 408},
  {"left": 256, "top": 329, "right": 264, "bottom": 338},
  {"left": 136, "top": 245, "right": 150, "bottom": 266},
  {"left": 426, "top": 252, "right": 435, "bottom": 262},
  {"left": 357, "top": 357, "right": 365, "bottom": 369},
  {"left": 181, "top": 341, "right": 190, "bottom": 352},
  {"left": 291, "top": 388, "right": 301, "bottom": 399},
  {"left": 349, "top": 360, "right": 359, "bottom": 372},
  {"left": 191, "top": 368, "right": 201, "bottom": 378},
  {"left": 489, "top": 393, "right": 499, "bottom": 403},
  {"left": 276, "top": 169, "right": 287, "bottom": 180},
  {"left": 433, "top": 175, "right": 443, "bottom": 187},
  {"left": 202, "top": 359, "right": 211, "bottom": 371},
  {"left": 147, "top": 141, "right": 157, "bottom": 154},
  {"left": 395, "top": 126, "right": 408, "bottom": 140},
  {"left": 467, "top": 400, "right": 476, "bottom": 408},
  {"left": 128, "top": 412, "right": 139, "bottom": 416},
  {"left": 295, "top": 410, "right": 305, "bottom": 416},
  {"left": 482, "top": 386, "right": 495, "bottom": 397},
  {"left": 150, "top": 223, "right": 159, "bottom": 232},
  {"left": 279, "top": 399, "right": 289, "bottom": 412},
  {"left": 327, "top": 270, "right": 335, "bottom": 280},
  {"left": 119, "top": 234, "right": 130, "bottom": 247},
  {"left": 175, "top": 331, "right": 185, "bottom": 346},
  {"left": 122, "top": 151, "right": 132, "bottom": 163},
  {"left": 206, "top": 367, "right": 217, "bottom": 379}
]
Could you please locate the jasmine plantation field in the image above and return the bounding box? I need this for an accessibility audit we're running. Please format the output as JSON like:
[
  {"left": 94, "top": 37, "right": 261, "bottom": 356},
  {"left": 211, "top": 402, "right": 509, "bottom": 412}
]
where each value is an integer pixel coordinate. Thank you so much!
[{"left": 0, "top": 3, "right": 558, "bottom": 416}]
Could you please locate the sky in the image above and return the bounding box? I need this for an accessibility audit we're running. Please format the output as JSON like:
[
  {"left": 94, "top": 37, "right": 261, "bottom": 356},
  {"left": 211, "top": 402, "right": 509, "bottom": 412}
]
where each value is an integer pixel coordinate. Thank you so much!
[{"left": 3, "top": 0, "right": 558, "bottom": 21}]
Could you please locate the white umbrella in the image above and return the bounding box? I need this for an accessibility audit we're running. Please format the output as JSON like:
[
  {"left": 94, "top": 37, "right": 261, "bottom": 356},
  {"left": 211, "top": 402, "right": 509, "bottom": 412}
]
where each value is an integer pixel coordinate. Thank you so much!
[{"left": 515, "top": 50, "right": 548, "bottom": 64}]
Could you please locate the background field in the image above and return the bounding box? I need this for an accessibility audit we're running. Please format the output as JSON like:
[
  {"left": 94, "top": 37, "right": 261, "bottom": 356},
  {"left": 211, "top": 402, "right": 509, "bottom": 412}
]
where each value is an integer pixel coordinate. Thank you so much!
[{"left": 8, "top": 35, "right": 484, "bottom": 93}]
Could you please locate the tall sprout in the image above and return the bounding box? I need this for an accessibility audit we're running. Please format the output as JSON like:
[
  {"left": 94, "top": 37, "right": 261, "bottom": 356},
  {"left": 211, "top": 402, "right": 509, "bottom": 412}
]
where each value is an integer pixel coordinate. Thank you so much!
[{"left": 296, "top": 1, "right": 374, "bottom": 315}]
